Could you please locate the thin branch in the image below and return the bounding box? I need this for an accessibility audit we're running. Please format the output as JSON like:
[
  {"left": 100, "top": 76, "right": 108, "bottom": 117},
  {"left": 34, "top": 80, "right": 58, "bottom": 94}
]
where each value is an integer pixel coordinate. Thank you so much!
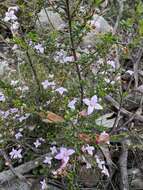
[
  {"left": 133, "top": 47, "right": 143, "bottom": 88},
  {"left": 26, "top": 51, "right": 41, "bottom": 92},
  {"left": 105, "top": 95, "right": 143, "bottom": 122},
  {"left": 119, "top": 138, "right": 129, "bottom": 190},
  {"left": 65, "top": 0, "right": 84, "bottom": 107},
  {"left": 113, "top": 0, "right": 124, "bottom": 35}
]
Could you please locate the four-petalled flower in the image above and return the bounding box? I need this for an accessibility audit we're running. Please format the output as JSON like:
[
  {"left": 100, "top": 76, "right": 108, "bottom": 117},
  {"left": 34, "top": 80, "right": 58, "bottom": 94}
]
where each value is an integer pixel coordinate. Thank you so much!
[
  {"left": 83, "top": 95, "right": 103, "bottom": 115},
  {"left": 55, "top": 147, "right": 75, "bottom": 166}
]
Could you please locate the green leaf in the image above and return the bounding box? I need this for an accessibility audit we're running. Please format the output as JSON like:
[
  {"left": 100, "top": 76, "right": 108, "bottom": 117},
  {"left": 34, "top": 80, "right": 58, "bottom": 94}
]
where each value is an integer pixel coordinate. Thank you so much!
[
  {"left": 139, "top": 19, "right": 143, "bottom": 36},
  {"left": 136, "top": 1, "right": 143, "bottom": 15}
]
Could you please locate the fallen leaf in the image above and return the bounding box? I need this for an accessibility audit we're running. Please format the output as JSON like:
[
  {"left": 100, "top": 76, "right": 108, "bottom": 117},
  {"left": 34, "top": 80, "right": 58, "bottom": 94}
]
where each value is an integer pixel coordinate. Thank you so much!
[
  {"left": 38, "top": 111, "right": 65, "bottom": 123},
  {"left": 78, "top": 133, "right": 92, "bottom": 143}
]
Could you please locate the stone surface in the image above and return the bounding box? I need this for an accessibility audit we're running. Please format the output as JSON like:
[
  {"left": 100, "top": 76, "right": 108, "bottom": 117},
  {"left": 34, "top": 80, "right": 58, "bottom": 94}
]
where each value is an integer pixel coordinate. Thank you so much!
[
  {"left": 36, "top": 8, "right": 66, "bottom": 31},
  {"left": 0, "top": 178, "right": 61, "bottom": 190},
  {"left": 82, "top": 14, "right": 113, "bottom": 47}
]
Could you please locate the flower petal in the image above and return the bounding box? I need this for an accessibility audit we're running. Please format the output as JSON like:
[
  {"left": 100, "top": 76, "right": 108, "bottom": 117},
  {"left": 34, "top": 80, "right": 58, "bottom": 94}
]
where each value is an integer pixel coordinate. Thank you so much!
[
  {"left": 95, "top": 103, "right": 103, "bottom": 110},
  {"left": 91, "top": 95, "right": 98, "bottom": 105},
  {"left": 87, "top": 105, "right": 94, "bottom": 115},
  {"left": 83, "top": 98, "right": 90, "bottom": 106},
  {"left": 67, "top": 149, "right": 75, "bottom": 156}
]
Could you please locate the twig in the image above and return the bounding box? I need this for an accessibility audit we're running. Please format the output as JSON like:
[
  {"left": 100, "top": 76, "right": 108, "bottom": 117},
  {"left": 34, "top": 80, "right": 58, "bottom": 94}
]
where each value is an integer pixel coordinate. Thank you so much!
[
  {"left": 109, "top": 92, "right": 123, "bottom": 134},
  {"left": 26, "top": 51, "right": 41, "bottom": 92},
  {"left": 119, "top": 138, "right": 129, "bottom": 190},
  {"left": 133, "top": 47, "right": 143, "bottom": 88},
  {"left": 105, "top": 95, "right": 143, "bottom": 122},
  {"left": 65, "top": 0, "right": 84, "bottom": 107},
  {"left": 113, "top": 0, "right": 124, "bottom": 35},
  {"left": 43, "top": 7, "right": 55, "bottom": 30}
]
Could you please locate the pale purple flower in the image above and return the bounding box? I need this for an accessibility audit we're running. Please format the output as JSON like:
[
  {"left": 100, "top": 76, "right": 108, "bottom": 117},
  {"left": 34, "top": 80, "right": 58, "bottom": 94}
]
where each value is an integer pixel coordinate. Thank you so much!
[
  {"left": 39, "top": 137, "right": 45, "bottom": 142},
  {"left": 82, "top": 156, "right": 92, "bottom": 169},
  {"left": 95, "top": 155, "right": 109, "bottom": 177},
  {"left": 55, "top": 147, "right": 75, "bottom": 165},
  {"left": 40, "top": 179, "right": 48, "bottom": 190},
  {"left": 0, "top": 92, "right": 5, "bottom": 102},
  {"left": 90, "top": 19, "right": 101, "bottom": 31},
  {"left": 68, "top": 98, "right": 77, "bottom": 110},
  {"left": 12, "top": 44, "right": 18, "bottom": 50},
  {"left": 82, "top": 144, "right": 95, "bottom": 156},
  {"left": 50, "top": 146, "right": 57, "bottom": 155},
  {"left": 9, "top": 148, "right": 22, "bottom": 159},
  {"left": 18, "top": 114, "right": 29, "bottom": 122},
  {"left": 126, "top": 70, "right": 134, "bottom": 75},
  {"left": 22, "top": 86, "right": 29, "bottom": 92},
  {"left": 107, "top": 60, "right": 116, "bottom": 68},
  {"left": 83, "top": 95, "right": 103, "bottom": 115},
  {"left": 41, "top": 80, "right": 55, "bottom": 90},
  {"left": 0, "top": 110, "right": 10, "bottom": 119},
  {"left": 4, "top": 10, "right": 17, "bottom": 22},
  {"left": 8, "top": 6, "right": 19, "bottom": 12},
  {"left": 34, "top": 43, "right": 44, "bottom": 54},
  {"left": 43, "top": 156, "right": 52, "bottom": 165},
  {"left": 102, "top": 165, "right": 109, "bottom": 177},
  {"left": 95, "top": 155, "right": 105, "bottom": 170},
  {"left": 63, "top": 56, "right": 74, "bottom": 63},
  {"left": 10, "top": 80, "right": 19, "bottom": 86},
  {"left": 10, "top": 21, "right": 20, "bottom": 33},
  {"left": 34, "top": 139, "right": 41, "bottom": 148},
  {"left": 10, "top": 108, "right": 18, "bottom": 113},
  {"left": 86, "top": 161, "right": 92, "bottom": 169},
  {"left": 3, "top": 110, "right": 10, "bottom": 119},
  {"left": 55, "top": 87, "right": 68, "bottom": 95},
  {"left": 15, "top": 132, "right": 23, "bottom": 140}
]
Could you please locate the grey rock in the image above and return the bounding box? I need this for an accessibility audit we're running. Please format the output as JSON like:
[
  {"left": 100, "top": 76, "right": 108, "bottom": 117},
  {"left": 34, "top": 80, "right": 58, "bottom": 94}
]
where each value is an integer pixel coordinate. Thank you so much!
[
  {"left": 36, "top": 9, "right": 66, "bottom": 31},
  {"left": 0, "top": 178, "right": 61, "bottom": 190},
  {"left": 82, "top": 14, "right": 113, "bottom": 48}
]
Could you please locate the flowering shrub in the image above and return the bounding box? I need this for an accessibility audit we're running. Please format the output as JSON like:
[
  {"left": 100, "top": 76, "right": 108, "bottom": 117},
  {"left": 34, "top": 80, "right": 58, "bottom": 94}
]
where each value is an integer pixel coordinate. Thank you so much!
[{"left": 0, "top": 0, "right": 143, "bottom": 189}]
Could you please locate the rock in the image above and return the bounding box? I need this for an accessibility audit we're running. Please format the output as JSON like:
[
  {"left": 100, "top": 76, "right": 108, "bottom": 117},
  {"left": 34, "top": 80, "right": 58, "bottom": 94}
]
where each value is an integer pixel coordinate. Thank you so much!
[
  {"left": 0, "top": 178, "right": 61, "bottom": 190},
  {"left": 0, "top": 179, "right": 31, "bottom": 190},
  {"left": 128, "top": 168, "right": 143, "bottom": 189},
  {"left": 36, "top": 8, "right": 66, "bottom": 31},
  {"left": 82, "top": 14, "right": 113, "bottom": 47}
]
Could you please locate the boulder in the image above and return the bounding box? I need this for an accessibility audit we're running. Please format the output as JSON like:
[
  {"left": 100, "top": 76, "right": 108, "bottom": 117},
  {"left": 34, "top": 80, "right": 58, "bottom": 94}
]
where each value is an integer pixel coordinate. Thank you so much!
[{"left": 36, "top": 8, "right": 66, "bottom": 31}]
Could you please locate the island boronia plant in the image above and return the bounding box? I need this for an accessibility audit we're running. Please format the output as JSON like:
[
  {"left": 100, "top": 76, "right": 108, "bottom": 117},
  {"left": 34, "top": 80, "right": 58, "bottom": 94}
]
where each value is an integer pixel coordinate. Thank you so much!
[{"left": 0, "top": 0, "right": 143, "bottom": 189}]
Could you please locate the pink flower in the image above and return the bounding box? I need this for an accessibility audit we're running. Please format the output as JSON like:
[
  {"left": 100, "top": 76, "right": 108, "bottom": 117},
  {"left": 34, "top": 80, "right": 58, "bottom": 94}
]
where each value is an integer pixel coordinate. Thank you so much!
[
  {"left": 83, "top": 95, "right": 103, "bottom": 115},
  {"left": 55, "top": 147, "right": 75, "bottom": 166}
]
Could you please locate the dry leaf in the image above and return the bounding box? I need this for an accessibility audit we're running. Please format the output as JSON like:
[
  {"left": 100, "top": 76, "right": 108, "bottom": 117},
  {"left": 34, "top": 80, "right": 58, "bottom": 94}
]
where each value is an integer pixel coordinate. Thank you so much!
[
  {"left": 78, "top": 133, "right": 92, "bottom": 143},
  {"left": 38, "top": 111, "right": 64, "bottom": 123}
]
